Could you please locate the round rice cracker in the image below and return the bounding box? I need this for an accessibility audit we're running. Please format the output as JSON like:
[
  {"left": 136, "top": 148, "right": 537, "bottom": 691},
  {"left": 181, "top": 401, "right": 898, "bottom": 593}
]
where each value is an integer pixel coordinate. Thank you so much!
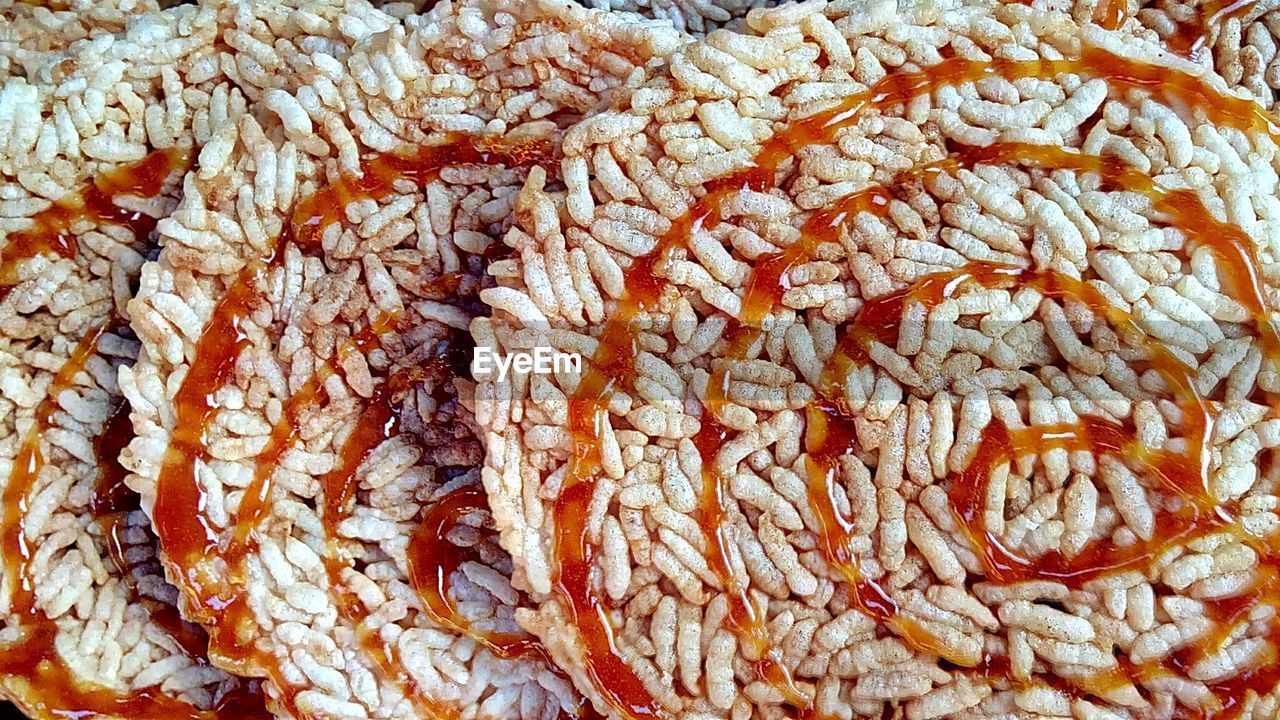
[
  {"left": 470, "top": 1, "right": 1280, "bottom": 719},
  {"left": 0, "top": 5, "right": 260, "bottom": 719},
  {"left": 120, "top": 2, "right": 682, "bottom": 718}
]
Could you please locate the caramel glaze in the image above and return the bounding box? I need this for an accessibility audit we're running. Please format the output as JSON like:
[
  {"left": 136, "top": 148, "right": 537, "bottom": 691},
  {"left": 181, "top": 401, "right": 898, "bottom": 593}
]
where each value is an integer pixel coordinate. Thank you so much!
[
  {"left": 554, "top": 43, "right": 1280, "bottom": 720},
  {"left": 0, "top": 148, "right": 189, "bottom": 303},
  {"left": 405, "top": 483, "right": 609, "bottom": 720},
  {"left": 92, "top": 400, "right": 239, "bottom": 667},
  {"left": 314, "top": 332, "right": 600, "bottom": 720},
  {"left": 407, "top": 484, "right": 542, "bottom": 660},
  {"left": 1098, "top": 0, "right": 1128, "bottom": 29},
  {"left": 223, "top": 311, "right": 398, "bottom": 569},
  {"left": 1159, "top": 0, "right": 1258, "bottom": 58},
  {"left": 148, "top": 133, "right": 552, "bottom": 717},
  {"left": 290, "top": 135, "right": 555, "bottom": 252},
  {"left": 809, "top": 259, "right": 1215, "bottom": 574},
  {"left": 0, "top": 325, "right": 263, "bottom": 720}
]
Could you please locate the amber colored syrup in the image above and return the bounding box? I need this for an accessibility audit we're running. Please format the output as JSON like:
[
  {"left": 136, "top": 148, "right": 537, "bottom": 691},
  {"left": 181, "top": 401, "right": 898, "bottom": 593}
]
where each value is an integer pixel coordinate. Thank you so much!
[
  {"left": 151, "top": 257, "right": 270, "bottom": 614},
  {"left": 550, "top": 42, "right": 1280, "bottom": 718},
  {"left": 0, "top": 138, "right": 256, "bottom": 720},
  {"left": 801, "top": 400, "right": 967, "bottom": 665},
  {"left": 694, "top": 372, "right": 810, "bottom": 706},
  {"left": 222, "top": 312, "right": 398, "bottom": 569},
  {"left": 320, "top": 391, "right": 394, "bottom": 524},
  {"left": 310, "top": 376, "right": 462, "bottom": 720},
  {"left": 406, "top": 483, "right": 545, "bottom": 660},
  {"left": 147, "top": 252, "right": 316, "bottom": 717},
  {"left": 404, "top": 481, "right": 603, "bottom": 720},
  {"left": 801, "top": 259, "right": 1274, "bottom": 712},
  {"left": 16, "top": 0, "right": 71, "bottom": 9},
  {"left": 314, "top": 376, "right": 401, "bottom": 544},
  {"left": 804, "top": 248, "right": 1230, "bottom": 658},
  {"left": 90, "top": 401, "right": 233, "bottom": 666},
  {"left": 1185, "top": 581, "right": 1280, "bottom": 719},
  {"left": 554, "top": 481, "right": 668, "bottom": 720},
  {"left": 739, "top": 186, "right": 892, "bottom": 326},
  {"left": 0, "top": 148, "right": 188, "bottom": 303},
  {"left": 1098, "top": 0, "right": 1128, "bottom": 29},
  {"left": 1162, "top": 0, "right": 1258, "bottom": 57},
  {"left": 3, "top": 325, "right": 108, "bottom": 609},
  {"left": 290, "top": 134, "right": 553, "bottom": 251},
  {"left": 0, "top": 325, "right": 265, "bottom": 720},
  {"left": 964, "top": 142, "right": 1278, "bottom": 354}
]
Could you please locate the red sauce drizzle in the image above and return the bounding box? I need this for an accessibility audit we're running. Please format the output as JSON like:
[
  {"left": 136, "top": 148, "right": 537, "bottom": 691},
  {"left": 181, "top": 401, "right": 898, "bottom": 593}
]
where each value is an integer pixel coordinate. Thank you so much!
[
  {"left": 406, "top": 484, "right": 543, "bottom": 660},
  {"left": 552, "top": 44, "right": 1280, "bottom": 719},
  {"left": 291, "top": 134, "right": 553, "bottom": 251},
  {"left": 401, "top": 447, "right": 601, "bottom": 719},
  {"left": 0, "top": 148, "right": 188, "bottom": 303},
  {"left": 1161, "top": 0, "right": 1258, "bottom": 57},
  {"left": 1187, "top": 573, "right": 1280, "bottom": 719}
]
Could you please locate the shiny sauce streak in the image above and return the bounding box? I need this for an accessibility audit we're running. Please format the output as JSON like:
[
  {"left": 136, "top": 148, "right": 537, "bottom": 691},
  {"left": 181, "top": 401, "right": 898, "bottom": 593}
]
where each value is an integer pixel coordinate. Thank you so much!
[
  {"left": 694, "top": 376, "right": 808, "bottom": 707},
  {"left": 90, "top": 401, "right": 225, "bottom": 666},
  {"left": 790, "top": 137, "right": 1270, "bottom": 666},
  {"left": 224, "top": 311, "right": 399, "bottom": 568},
  {"left": 1098, "top": 0, "right": 1128, "bottom": 29},
  {"left": 146, "top": 255, "right": 309, "bottom": 717},
  {"left": 290, "top": 133, "right": 553, "bottom": 251},
  {"left": 555, "top": 480, "right": 668, "bottom": 720},
  {"left": 406, "top": 484, "right": 543, "bottom": 660},
  {"left": 1160, "top": 0, "right": 1258, "bottom": 57},
  {"left": 1052, "top": 556, "right": 1280, "bottom": 715},
  {"left": 150, "top": 256, "right": 271, "bottom": 667},
  {"left": 0, "top": 147, "right": 188, "bottom": 302},
  {"left": 813, "top": 258, "right": 1216, "bottom": 571},
  {"left": 1187, "top": 564, "right": 1280, "bottom": 719},
  {"left": 0, "top": 326, "right": 262, "bottom": 719},
  {"left": 555, "top": 44, "right": 1280, "bottom": 719},
  {"left": 801, "top": 401, "right": 969, "bottom": 666}
]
